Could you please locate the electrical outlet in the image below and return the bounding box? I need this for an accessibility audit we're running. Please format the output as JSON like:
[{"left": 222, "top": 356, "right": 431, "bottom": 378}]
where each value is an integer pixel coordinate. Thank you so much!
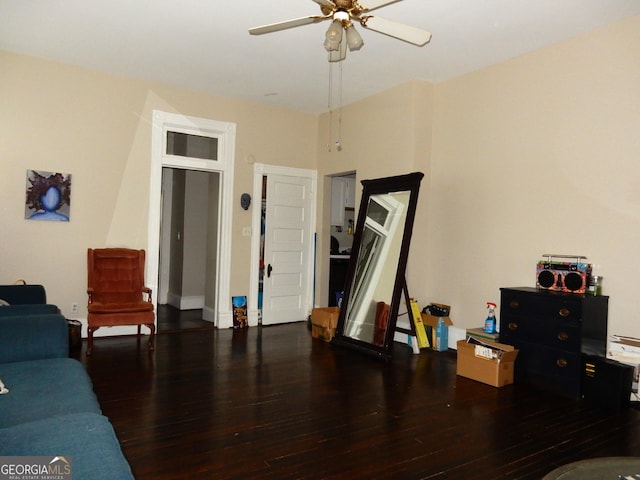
[{"left": 71, "top": 302, "right": 79, "bottom": 313}]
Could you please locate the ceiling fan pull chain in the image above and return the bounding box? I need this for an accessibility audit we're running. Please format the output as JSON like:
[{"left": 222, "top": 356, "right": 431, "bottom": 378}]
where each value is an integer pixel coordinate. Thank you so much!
[
  {"left": 327, "top": 61, "right": 334, "bottom": 152},
  {"left": 337, "top": 61, "right": 343, "bottom": 151}
]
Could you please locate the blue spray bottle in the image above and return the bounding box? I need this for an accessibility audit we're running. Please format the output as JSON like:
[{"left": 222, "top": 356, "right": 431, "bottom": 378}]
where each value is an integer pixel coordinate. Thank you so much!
[{"left": 484, "top": 302, "right": 497, "bottom": 334}]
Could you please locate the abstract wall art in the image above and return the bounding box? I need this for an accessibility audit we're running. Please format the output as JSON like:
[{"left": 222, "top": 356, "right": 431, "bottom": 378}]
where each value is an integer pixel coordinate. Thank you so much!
[{"left": 25, "top": 169, "right": 72, "bottom": 221}]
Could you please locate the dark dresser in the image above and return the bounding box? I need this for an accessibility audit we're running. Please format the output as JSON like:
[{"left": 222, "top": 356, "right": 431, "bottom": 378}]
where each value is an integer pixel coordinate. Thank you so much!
[{"left": 499, "top": 287, "right": 608, "bottom": 397}]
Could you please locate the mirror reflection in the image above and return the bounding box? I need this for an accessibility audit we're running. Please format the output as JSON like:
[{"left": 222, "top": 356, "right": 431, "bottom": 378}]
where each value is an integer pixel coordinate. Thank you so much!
[
  {"left": 332, "top": 172, "right": 423, "bottom": 360},
  {"left": 343, "top": 191, "right": 410, "bottom": 345}
]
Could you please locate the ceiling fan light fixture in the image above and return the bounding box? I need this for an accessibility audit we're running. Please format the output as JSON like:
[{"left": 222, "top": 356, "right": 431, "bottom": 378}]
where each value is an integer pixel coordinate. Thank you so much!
[
  {"left": 345, "top": 24, "right": 364, "bottom": 51},
  {"left": 324, "top": 20, "right": 343, "bottom": 51},
  {"left": 250, "top": 1, "right": 433, "bottom": 61},
  {"left": 328, "top": 38, "right": 347, "bottom": 62}
]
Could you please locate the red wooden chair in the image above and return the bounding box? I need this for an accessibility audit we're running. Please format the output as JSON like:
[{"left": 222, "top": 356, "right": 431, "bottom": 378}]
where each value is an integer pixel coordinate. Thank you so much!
[{"left": 87, "top": 248, "right": 155, "bottom": 355}]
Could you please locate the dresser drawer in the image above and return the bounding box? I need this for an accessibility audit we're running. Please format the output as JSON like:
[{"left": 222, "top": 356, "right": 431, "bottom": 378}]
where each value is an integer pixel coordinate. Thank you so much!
[
  {"left": 501, "top": 316, "right": 580, "bottom": 352},
  {"left": 499, "top": 287, "right": 608, "bottom": 398},
  {"left": 502, "top": 289, "right": 582, "bottom": 322},
  {"left": 513, "top": 341, "right": 582, "bottom": 397}
]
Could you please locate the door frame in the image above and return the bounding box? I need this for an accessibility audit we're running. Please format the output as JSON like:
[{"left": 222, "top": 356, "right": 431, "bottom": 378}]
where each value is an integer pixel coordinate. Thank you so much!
[
  {"left": 249, "top": 163, "right": 317, "bottom": 326},
  {"left": 148, "top": 110, "right": 236, "bottom": 328}
]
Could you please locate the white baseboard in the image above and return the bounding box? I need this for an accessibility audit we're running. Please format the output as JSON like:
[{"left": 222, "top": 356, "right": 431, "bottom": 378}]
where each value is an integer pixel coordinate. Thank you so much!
[
  {"left": 202, "top": 305, "right": 216, "bottom": 323},
  {"left": 393, "top": 331, "right": 420, "bottom": 353},
  {"left": 448, "top": 326, "right": 467, "bottom": 350},
  {"left": 247, "top": 309, "right": 260, "bottom": 327},
  {"left": 166, "top": 292, "right": 204, "bottom": 310},
  {"left": 69, "top": 318, "right": 157, "bottom": 339},
  {"left": 392, "top": 324, "right": 468, "bottom": 353}
]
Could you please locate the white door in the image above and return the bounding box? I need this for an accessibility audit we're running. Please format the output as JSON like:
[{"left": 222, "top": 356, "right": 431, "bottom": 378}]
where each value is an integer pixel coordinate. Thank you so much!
[{"left": 261, "top": 174, "right": 314, "bottom": 325}]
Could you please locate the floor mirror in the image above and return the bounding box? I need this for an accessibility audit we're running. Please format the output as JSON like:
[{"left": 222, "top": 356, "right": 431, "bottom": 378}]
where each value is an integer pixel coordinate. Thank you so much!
[{"left": 331, "top": 172, "right": 424, "bottom": 360}]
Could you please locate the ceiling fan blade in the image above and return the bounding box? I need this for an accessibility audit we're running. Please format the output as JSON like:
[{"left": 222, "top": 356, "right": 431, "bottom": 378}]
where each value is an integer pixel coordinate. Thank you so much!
[
  {"left": 360, "top": 0, "right": 403, "bottom": 13},
  {"left": 360, "top": 15, "right": 431, "bottom": 46},
  {"left": 249, "top": 16, "right": 327, "bottom": 35}
]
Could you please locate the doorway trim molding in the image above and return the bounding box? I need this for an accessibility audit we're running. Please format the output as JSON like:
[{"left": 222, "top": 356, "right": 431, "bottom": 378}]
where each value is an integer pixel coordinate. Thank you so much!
[
  {"left": 149, "top": 110, "right": 236, "bottom": 328},
  {"left": 249, "top": 163, "right": 317, "bottom": 326}
]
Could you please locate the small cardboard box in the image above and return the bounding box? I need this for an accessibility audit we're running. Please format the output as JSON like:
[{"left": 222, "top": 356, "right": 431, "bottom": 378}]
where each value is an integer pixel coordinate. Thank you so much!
[
  {"left": 456, "top": 339, "right": 519, "bottom": 387},
  {"left": 421, "top": 303, "right": 453, "bottom": 351},
  {"left": 311, "top": 307, "right": 340, "bottom": 342}
]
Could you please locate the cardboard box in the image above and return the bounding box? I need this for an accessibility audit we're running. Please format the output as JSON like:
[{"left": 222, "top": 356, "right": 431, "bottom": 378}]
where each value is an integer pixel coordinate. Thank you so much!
[
  {"left": 456, "top": 339, "right": 519, "bottom": 387},
  {"left": 422, "top": 303, "right": 453, "bottom": 352},
  {"left": 311, "top": 307, "right": 340, "bottom": 342}
]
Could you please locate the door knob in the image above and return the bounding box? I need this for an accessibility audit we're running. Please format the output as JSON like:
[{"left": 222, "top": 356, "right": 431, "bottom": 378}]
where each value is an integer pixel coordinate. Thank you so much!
[{"left": 267, "top": 264, "right": 273, "bottom": 278}]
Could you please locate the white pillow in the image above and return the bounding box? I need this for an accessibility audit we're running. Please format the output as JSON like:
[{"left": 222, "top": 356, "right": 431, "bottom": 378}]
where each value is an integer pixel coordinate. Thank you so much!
[
  {"left": 0, "top": 378, "right": 8, "bottom": 394},
  {"left": 0, "top": 299, "right": 9, "bottom": 306}
]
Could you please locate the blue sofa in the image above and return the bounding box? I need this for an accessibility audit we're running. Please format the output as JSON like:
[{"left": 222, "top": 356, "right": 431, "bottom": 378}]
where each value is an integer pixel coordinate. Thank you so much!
[
  {"left": 0, "top": 283, "right": 60, "bottom": 316},
  {"left": 0, "top": 313, "right": 134, "bottom": 479},
  {"left": 0, "top": 284, "right": 48, "bottom": 304}
]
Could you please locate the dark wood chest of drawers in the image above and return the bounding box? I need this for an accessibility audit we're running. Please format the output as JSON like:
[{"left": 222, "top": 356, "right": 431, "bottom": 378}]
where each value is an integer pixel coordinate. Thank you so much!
[{"left": 499, "top": 287, "right": 608, "bottom": 397}]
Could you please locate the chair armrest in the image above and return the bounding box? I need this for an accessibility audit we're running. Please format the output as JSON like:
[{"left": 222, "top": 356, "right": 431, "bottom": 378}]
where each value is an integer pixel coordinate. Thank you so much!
[
  {"left": 0, "top": 314, "right": 69, "bottom": 363},
  {"left": 143, "top": 286, "right": 153, "bottom": 303}
]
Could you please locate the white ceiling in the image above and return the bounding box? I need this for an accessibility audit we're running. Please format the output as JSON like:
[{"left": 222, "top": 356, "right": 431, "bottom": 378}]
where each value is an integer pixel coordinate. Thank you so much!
[{"left": 2, "top": 0, "right": 639, "bottom": 114}]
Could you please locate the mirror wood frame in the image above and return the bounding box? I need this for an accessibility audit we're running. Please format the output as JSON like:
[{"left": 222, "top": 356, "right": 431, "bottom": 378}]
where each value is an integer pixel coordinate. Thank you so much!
[{"left": 331, "top": 172, "right": 424, "bottom": 360}]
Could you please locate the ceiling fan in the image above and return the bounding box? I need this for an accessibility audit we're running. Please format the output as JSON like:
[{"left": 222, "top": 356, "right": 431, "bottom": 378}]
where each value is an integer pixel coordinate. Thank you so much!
[{"left": 249, "top": 0, "right": 432, "bottom": 62}]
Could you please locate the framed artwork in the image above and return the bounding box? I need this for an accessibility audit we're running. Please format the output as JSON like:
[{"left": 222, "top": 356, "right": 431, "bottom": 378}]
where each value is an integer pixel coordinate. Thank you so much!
[{"left": 25, "top": 170, "right": 72, "bottom": 222}]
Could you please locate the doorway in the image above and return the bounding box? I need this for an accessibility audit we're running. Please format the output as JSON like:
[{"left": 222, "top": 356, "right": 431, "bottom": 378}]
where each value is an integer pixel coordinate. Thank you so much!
[
  {"left": 328, "top": 172, "right": 356, "bottom": 307},
  {"left": 148, "top": 110, "right": 237, "bottom": 330},
  {"left": 157, "top": 167, "right": 220, "bottom": 332},
  {"left": 249, "top": 164, "right": 317, "bottom": 326}
]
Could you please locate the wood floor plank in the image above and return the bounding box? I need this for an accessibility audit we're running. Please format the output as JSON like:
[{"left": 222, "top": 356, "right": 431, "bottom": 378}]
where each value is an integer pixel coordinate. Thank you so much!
[{"left": 77, "top": 321, "right": 640, "bottom": 479}]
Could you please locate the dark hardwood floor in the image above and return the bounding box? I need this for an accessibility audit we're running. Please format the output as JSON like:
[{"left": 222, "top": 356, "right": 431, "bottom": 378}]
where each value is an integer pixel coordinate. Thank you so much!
[
  {"left": 155, "top": 304, "right": 215, "bottom": 333},
  {"left": 75, "top": 313, "right": 640, "bottom": 479}
]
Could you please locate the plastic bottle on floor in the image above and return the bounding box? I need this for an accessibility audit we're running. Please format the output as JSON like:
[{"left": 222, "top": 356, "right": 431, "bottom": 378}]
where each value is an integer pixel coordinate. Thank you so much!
[{"left": 484, "top": 302, "right": 497, "bottom": 334}]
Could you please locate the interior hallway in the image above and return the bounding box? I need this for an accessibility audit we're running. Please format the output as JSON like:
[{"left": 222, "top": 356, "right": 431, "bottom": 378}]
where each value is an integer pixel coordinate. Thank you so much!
[{"left": 156, "top": 304, "right": 215, "bottom": 333}]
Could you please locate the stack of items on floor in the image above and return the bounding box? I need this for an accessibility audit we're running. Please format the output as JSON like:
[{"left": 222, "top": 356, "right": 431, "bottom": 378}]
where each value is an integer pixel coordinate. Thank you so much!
[
  {"left": 0, "top": 284, "right": 134, "bottom": 480},
  {"left": 456, "top": 328, "right": 519, "bottom": 388},
  {"left": 419, "top": 303, "right": 453, "bottom": 352}
]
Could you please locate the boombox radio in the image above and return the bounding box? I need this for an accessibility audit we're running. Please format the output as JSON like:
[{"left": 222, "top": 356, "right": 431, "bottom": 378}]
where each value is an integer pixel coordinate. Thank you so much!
[{"left": 536, "top": 254, "right": 592, "bottom": 294}]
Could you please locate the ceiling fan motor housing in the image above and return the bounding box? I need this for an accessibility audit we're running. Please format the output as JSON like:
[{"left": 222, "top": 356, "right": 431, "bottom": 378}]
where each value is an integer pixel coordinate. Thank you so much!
[{"left": 335, "top": 0, "right": 355, "bottom": 9}]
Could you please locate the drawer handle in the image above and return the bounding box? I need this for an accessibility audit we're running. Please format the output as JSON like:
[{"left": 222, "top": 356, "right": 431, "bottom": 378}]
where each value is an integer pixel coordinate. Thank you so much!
[
  {"left": 556, "top": 358, "right": 568, "bottom": 368},
  {"left": 557, "top": 332, "right": 569, "bottom": 341},
  {"left": 508, "top": 322, "right": 518, "bottom": 331},
  {"left": 558, "top": 308, "right": 571, "bottom": 317},
  {"left": 509, "top": 300, "right": 520, "bottom": 310}
]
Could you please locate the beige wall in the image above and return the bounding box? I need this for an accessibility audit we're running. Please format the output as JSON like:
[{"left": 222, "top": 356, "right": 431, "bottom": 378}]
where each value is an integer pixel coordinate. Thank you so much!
[
  {"left": 0, "top": 50, "right": 318, "bottom": 321},
  {"left": 315, "top": 81, "right": 435, "bottom": 305},
  {"left": 423, "top": 15, "right": 640, "bottom": 336},
  {"left": 315, "top": 15, "right": 640, "bottom": 340},
  {"left": 2, "top": 14, "right": 639, "bottom": 340}
]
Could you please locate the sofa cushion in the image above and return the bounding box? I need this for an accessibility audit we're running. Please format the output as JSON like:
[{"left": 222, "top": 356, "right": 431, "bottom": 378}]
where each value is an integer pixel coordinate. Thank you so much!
[
  {"left": 0, "top": 284, "right": 47, "bottom": 305},
  {"left": 0, "top": 304, "right": 61, "bottom": 316},
  {"left": 1, "top": 412, "right": 134, "bottom": 480},
  {"left": 0, "top": 314, "right": 68, "bottom": 363},
  {"left": 0, "top": 358, "right": 101, "bottom": 428}
]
